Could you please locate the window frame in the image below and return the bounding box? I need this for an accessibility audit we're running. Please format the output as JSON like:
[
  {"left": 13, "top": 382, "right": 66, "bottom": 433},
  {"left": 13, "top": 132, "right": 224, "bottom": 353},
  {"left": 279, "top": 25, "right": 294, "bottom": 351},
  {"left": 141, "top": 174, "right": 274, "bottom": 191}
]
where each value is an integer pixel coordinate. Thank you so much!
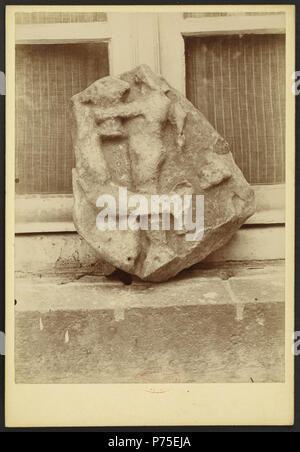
[
  {"left": 159, "top": 12, "right": 286, "bottom": 226},
  {"left": 15, "top": 12, "right": 286, "bottom": 234}
]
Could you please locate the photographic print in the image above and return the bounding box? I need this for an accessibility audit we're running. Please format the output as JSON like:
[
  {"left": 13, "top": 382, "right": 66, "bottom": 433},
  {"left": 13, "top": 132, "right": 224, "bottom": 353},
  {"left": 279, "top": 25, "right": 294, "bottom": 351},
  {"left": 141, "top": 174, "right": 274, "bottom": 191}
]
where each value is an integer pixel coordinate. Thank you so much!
[{"left": 5, "top": 4, "right": 295, "bottom": 427}]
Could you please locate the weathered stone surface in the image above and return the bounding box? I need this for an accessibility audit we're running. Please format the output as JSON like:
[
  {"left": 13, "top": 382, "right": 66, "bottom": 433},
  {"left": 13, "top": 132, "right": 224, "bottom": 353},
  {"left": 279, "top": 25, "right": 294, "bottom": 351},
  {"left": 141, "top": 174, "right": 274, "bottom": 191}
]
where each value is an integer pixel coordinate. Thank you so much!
[
  {"left": 72, "top": 65, "right": 255, "bottom": 282},
  {"left": 15, "top": 260, "right": 285, "bottom": 383}
]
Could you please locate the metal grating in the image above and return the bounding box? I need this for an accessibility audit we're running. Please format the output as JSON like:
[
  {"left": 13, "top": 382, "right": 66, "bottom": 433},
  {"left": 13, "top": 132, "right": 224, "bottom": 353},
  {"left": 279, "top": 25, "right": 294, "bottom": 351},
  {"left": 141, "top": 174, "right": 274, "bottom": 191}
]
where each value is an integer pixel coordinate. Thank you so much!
[
  {"left": 15, "top": 43, "right": 109, "bottom": 194},
  {"left": 185, "top": 34, "right": 286, "bottom": 184},
  {"left": 15, "top": 12, "right": 107, "bottom": 24}
]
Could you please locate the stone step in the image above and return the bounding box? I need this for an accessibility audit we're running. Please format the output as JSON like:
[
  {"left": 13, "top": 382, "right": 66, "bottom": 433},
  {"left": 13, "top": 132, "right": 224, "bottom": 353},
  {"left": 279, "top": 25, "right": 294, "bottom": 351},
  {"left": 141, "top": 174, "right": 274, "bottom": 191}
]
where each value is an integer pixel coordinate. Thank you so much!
[{"left": 14, "top": 260, "right": 285, "bottom": 384}]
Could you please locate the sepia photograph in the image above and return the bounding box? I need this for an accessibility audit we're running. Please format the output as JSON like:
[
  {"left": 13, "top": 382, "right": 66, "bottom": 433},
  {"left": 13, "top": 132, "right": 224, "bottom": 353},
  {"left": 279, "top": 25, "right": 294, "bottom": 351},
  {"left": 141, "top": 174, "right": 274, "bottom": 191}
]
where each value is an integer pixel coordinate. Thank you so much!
[{"left": 5, "top": 4, "right": 295, "bottom": 427}]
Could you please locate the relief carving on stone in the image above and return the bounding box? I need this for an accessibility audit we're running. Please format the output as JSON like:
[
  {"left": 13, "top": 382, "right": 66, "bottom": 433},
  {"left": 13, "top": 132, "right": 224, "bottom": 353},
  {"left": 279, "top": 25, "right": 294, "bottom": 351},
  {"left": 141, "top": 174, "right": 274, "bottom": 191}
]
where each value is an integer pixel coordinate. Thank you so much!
[{"left": 72, "top": 65, "right": 255, "bottom": 281}]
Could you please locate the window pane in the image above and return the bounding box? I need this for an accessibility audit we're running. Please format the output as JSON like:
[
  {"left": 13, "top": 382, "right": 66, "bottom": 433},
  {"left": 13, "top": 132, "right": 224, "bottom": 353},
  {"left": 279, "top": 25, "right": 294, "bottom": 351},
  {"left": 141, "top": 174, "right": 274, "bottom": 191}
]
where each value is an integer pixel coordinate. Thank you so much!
[
  {"left": 183, "top": 12, "right": 284, "bottom": 18},
  {"left": 185, "top": 34, "right": 285, "bottom": 184},
  {"left": 15, "top": 43, "right": 109, "bottom": 194},
  {"left": 15, "top": 12, "right": 107, "bottom": 24}
]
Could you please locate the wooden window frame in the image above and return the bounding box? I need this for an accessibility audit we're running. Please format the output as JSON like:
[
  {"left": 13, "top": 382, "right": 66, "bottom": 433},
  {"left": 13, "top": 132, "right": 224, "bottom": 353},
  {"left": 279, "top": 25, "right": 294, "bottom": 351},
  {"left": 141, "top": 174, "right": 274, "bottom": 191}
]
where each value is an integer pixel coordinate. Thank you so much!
[{"left": 15, "top": 12, "right": 285, "bottom": 234}]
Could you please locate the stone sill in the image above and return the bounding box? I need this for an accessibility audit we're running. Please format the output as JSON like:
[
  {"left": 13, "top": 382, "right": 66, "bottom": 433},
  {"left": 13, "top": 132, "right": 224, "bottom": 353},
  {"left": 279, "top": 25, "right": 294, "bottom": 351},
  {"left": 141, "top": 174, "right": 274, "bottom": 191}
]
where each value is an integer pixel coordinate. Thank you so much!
[
  {"left": 15, "top": 259, "right": 285, "bottom": 309},
  {"left": 15, "top": 260, "right": 285, "bottom": 384},
  {"left": 15, "top": 227, "right": 286, "bottom": 277}
]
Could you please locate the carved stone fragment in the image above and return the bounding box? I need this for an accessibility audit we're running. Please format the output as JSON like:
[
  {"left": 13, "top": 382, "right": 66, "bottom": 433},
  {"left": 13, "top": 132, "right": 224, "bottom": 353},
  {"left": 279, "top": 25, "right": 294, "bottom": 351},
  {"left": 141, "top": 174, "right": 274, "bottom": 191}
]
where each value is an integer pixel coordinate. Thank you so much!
[{"left": 72, "top": 65, "right": 255, "bottom": 282}]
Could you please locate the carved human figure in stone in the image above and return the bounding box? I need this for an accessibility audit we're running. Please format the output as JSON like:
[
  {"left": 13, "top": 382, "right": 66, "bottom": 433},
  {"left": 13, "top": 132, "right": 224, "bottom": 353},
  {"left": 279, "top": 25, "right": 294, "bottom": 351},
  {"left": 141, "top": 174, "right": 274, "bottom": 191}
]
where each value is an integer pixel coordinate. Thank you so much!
[
  {"left": 93, "top": 65, "right": 191, "bottom": 270},
  {"left": 72, "top": 65, "right": 255, "bottom": 282},
  {"left": 94, "top": 65, "right": 172, "bottom": 194}
]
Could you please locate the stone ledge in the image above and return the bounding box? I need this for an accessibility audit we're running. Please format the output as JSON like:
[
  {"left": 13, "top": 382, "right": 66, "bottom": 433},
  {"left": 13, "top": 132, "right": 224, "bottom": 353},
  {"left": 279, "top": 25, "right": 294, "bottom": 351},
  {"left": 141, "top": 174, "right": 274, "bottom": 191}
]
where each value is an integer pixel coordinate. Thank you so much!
[
  {"left": 15, "top": 263, "right": 285, "bottom": 313},
  {"left": 15, "top": 226, "right": 285, "bottom": 276},
  {"left": 14, "top": 260, "right": 285, "bottom": 384}
]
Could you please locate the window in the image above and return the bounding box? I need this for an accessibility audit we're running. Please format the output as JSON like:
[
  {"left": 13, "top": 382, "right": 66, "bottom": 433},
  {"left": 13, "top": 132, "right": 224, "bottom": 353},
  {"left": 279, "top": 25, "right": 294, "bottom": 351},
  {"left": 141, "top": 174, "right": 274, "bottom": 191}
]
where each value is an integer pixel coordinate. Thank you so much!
[
  {"left": 185, "top": 34, "right": 285, "bottom": 185},
  {"left": 15, "top": 11, "right": 136, "bottom": 232},
  {"left": 158, "top": 11, "right": 286, "bottom": 226},
  {"left": 15, "top": 10, "right": 286, "bottom": 238},
  {"left": 16, "top": 42, "right": 109, "bottom": 194},
  {"left": 15, "top": 11, "right": 107, "bottom": 24}
]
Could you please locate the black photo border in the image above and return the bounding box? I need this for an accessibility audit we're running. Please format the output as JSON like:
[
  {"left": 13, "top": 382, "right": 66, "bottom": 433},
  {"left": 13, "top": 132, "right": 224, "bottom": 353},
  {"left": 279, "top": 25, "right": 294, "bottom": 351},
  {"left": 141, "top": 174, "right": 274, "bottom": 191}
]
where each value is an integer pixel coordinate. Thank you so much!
[{"left": 0, "top": 0, "right": 298, "bottom": 434}]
